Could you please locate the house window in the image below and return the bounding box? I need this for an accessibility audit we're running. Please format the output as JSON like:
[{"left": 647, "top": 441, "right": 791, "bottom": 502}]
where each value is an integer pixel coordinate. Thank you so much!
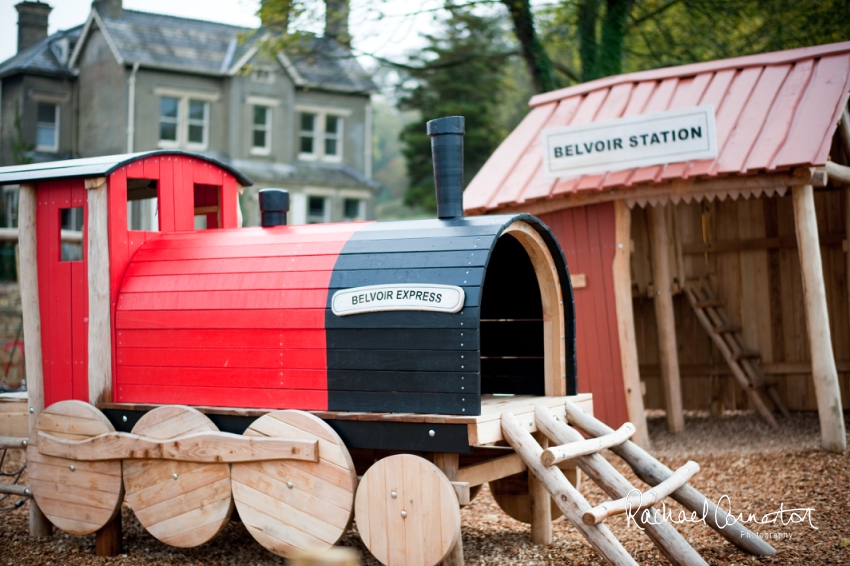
[
  {"left": 251, "top": 67, "right": 275, "bottom": 84},
  {"left": 307, "top": 195, "right": 329, "bottom": 224},
  {"left": 298, "top": 110, "right": 344, "bottom": 162},
  {"left": 252, "top": 105, "right": 271, "bottom": 154},
  {"left": 60, "top": 206, "right": 83, "bottom": 262},
  {"left": 36, "top": 102, "right": 58, "bottom": 152},
  {"left": 157, "top": 93, "right": 212, "bottom": 150},
  {"left": 343, "top": 198, "right": 364, "bottom": 221}
]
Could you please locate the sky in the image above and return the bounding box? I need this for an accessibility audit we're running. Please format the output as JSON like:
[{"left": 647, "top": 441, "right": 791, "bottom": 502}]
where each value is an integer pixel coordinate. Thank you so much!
[{"left": 0, "top": 0, "right": 441, "bottom": 70}]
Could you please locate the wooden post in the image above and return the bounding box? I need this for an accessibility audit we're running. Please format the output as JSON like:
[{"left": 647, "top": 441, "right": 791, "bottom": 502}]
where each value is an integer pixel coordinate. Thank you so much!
[
  {"left": 434, "top": 453, "right": 464, "bottom": 566},
  {"left": 17, "top": 183, "right": 52, "bottom": 538},
  {"left": 95, "top": 513, "right": 122, "bottom": 556},
  {"left": 85, "top": 177, "right": 112, "bottom": 405},
  {"left": 792, "top": 185, "right": 846, "bottom": 453},
  {"left": 613, "top": 201, "right": 650, "bottom": 447},
  {"left": 647, "top": 203, "right": 684, "bottom": 433},
  {"left": 529, "top": 432, "right": 552, "bottom": 545}
]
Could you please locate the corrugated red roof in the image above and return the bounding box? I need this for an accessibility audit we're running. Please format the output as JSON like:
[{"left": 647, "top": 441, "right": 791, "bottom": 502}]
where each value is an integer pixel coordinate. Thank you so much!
[{"left": 465, "top": 42, "right": 850, "bottom": 214}]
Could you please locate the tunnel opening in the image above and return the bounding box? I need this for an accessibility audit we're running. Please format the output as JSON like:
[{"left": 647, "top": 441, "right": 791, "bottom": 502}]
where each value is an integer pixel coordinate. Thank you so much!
[{"left": 480, "top": 233, "right": 546, "bottom": 396}]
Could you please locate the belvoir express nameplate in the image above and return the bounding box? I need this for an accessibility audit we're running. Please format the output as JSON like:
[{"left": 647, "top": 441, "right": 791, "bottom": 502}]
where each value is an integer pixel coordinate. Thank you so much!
[{"left": 331, "top": 284, "right": 465, "bottom": 316}]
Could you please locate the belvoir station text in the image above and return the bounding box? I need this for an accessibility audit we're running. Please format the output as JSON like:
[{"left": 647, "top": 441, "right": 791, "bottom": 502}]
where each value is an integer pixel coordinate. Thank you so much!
[{"left": 552, "top": 127, "right": 704, "bottom": 159}]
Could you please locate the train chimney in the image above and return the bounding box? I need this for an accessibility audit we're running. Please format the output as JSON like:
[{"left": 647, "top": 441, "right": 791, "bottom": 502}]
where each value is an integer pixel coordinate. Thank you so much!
[
  {"left": 427, "top": 116, "right": 464, "bottom": 220},
  {"left": 258, "top": 189, "right": 289, "bottom": 227}
]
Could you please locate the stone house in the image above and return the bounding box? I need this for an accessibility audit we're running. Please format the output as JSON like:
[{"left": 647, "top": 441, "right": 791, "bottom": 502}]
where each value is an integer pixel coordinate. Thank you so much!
[{"left": 0, "top": 0, "right": 378, "bottom": 228}]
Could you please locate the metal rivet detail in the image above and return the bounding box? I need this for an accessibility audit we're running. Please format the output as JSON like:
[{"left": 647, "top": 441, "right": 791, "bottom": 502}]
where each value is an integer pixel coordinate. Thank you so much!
[
  {"left": 391, "top": 491, "right": 397, "bottom": 499},
  {"left": 401, "top": 510, "right": 407, "bottom": 518},
  {"left": 528, "top": 421, "right": 533, "bottom": 426},
  {"left": 287, "top": 481, "right": 294, "bottom": 489},
  {"left": 24, "top": 488, "right": 31, "bottom": 495},
  {"left": 29, "top": 407, "right": 34, "bottom": 413},
  {"left": 70, "top": 465, "right": 75, "bottom": 472},
  {"left": 173, "top": 473, "right": 178, "bottom": 480},
  {"left": 122, "top": 415, "right": 128, "bottom": 423},
  {"left": 21, "top": 440, "right": 27, "bottom": 447},
  {"left": 428, "top": 430, "right": 435, "bottom": 437}
]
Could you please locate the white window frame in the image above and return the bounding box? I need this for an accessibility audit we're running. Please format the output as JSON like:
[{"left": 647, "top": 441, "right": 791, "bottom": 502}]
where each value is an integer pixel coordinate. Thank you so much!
[
  {"left": 340, "top": 189, "right": 371, "bottom": 222},
  {"left": 303, "top": 187, "right": 335, "bottom": 224},
  {"left": 296, "top": 105, "right": 351, "bottom": 163},
  {"left": 247, "top": 96, "right": 280, "bottom": 157},
  {"left": 154, "top": 87, "right": 219, "bottom": 151},
  {"left": 35, "top": 102, "right": 59, "bottom": 153}
]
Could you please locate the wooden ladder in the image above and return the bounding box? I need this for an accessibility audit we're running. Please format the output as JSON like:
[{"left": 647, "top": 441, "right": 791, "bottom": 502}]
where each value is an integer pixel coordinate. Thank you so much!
[
  {"left": 684, "top": 282, "right": 790, "bottom": 428},
  {"left": 500, "top": 402, "right": 777, "bottom": 566}
]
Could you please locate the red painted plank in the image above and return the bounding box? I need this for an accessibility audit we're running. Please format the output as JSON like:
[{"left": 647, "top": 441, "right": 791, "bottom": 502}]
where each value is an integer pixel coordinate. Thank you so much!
[
  {"left": 116, "top": 329, "right": 326, "bottom": 350},
  {"left": 158, "top": 156, "right": 176, "bottom": 232},
  {"left": 745, "top": 61, "right": 814, "bottom": 171},
  {"left": 70, "top": 179, "right": 89, "bottom": 402},
  {"left": 125, "top": 160, "right": 145, "bottom": 178},
  {"left": 772, "top": 54, "right": 850, "bottom": 168},
  {"left": 107, "top": 169, "right": 129, "bottom": 395},
  {"left": 115, "top": 384, "right": 327, "bottom": 410},
  {"left": 124, "top": 255, "right": 339, "bottom": 276},
  {"left": 117, "top": 289, "right": 329, "bottom": 311},
  {"left": 141, "top": 229, "right": 353, "bottom": 249},
  {"left": 221, "top": 173, "right": 238, "bottom": 228},
  {"left": 117, "top": 347, "right": 326, "bottom": 370},
  {"left": 36, "top": 183, "right": 55, "bottom": 404},
  {"left": 173, "top": 157, "right": 195, "bottom": 232},
  {"left": 142, "top": 155, "right": 160, "bottom": 179},
  {"left": 131, "top": 241, "right": 344, "bottom": 262},
  {"left": 121, "top": 271, "right": 333, "bottom": 292},
  {"left": 192, "top": 159, "right": 224, "bottom": 186},
  {"left": 115, "top": 309, "right": 326, "bottom": 330},
  {"left": 117, "top": 366, "right": 327, "bottom": 390},
  {"left": 464, "top": 102, "right": 557, "bottom": 211}
]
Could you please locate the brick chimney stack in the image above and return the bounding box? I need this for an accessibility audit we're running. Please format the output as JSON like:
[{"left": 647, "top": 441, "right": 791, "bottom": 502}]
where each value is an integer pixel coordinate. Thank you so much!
[
  {"left": 91, "top": 0, "right": 123, "bottom": 19},
  {"left": 15, "top": 1, "right": 52, "bottom": 53},
  {"left": 325, "top": 0, "right": 351, "bottom": 49}
]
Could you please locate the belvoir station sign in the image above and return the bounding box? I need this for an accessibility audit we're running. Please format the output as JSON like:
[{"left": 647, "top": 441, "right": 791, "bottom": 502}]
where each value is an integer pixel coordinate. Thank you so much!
[{"left": 541, "top": 105, "right": 718, "bottom": 178}]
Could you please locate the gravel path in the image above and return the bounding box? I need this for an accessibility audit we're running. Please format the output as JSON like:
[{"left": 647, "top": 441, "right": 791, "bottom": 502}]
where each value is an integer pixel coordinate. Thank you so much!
[{"left": 1, "top": 410, "right": 848, "bottom": 565}]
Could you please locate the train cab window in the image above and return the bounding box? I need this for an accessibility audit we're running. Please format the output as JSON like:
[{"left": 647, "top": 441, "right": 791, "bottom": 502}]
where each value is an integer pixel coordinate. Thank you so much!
[
  {"left": 59, "top": 206, "right": 83, "bottom": 261},
  {"left": 480, "top": 234, "right": 545, "bottom": 396},
  {"left": 127, "top": 178, "right": 159, "bottom": 231},
  {"left": 194, "top": 184, "right": 221, "bottom": 230}
]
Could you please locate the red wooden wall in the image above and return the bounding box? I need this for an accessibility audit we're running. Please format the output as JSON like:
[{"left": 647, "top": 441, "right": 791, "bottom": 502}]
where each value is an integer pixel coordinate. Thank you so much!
[
  {"left": 538, "top": 202, "right": 629, "bottom": 427},
  {"left": 37, "top": 179, "right": 88, "bottom": 406}
]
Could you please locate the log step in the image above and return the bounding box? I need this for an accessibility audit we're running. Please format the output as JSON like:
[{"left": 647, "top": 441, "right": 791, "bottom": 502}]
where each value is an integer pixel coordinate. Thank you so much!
[{"left": 540, "top": 423, "right": 635, "bottom": 467}]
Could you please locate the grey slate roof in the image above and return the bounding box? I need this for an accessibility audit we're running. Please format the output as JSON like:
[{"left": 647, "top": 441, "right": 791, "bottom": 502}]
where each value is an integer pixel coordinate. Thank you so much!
[
  {"left": 231, "top": 159, "right": 378, "bottom": 189},
  {"left": 0, "top": 26, "right": 82, "bottom": 79},
  {"left": 0, "top": 9, "right": 377, "bottom": 94},
  {"left": 0, "top": 150, "right": 253, "bottom": 186}
]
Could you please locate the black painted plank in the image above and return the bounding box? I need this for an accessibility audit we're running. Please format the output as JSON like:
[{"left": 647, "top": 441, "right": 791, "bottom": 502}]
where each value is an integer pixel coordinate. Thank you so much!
[
  {"left": 327, "top": 349, "right": 479, "bottom": 372},
  {"left": 480, "top": 321, "right": 543, "bottom": 357},
  {"left": 327, "top": 370, "right": 479, "bottom": 393},
  {"left": 326, "top": 307, "right": 480, "bottom": 329},
  {"left": 328, "top": 390, "right": 480, "bottom": 416},
  {"left": 327, "top": 421, "right": 474, "bottom": 453},
  {"left": 334, "top": 250, "right": 489, "bottom": 271},
  {"left": 327, "top": 329, "right": 478, "bottom": 351},
  {"left": 328, "top": 267, "right": 485, "bottom": 289},
  {"left": 342, "top": 235, "right": 494, "bottom": 254}
]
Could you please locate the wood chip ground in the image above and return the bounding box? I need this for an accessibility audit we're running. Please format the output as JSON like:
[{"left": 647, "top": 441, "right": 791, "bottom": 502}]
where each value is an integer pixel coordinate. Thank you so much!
[{"left": 1, "top": 410, "right": 848, "bottom": 565}]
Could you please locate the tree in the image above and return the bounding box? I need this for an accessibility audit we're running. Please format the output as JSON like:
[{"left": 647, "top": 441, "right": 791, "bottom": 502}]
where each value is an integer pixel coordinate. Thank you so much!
[{"left": 398, "top": 7, "right": 509, "bottom": 211}]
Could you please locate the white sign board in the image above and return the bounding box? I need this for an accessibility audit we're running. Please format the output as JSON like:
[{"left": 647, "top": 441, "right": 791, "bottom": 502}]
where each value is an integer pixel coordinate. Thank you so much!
[
  {"left": 541, "top": 105, "right": 717, "bottom": 179},
  {"left": 331, "top": 284, "right": 465, "bottom": 316}
]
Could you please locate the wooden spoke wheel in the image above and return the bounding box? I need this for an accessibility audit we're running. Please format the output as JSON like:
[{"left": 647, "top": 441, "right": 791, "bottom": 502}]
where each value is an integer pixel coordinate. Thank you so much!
[
  {"left": 355, "top": 454, "right": 460, "bottom": 566},
  {"left": 490, "top": 464, "right": 580, "bottom": 524},
  {"left": 27, "top": 401, "right": 123, "bottom": 535},
  {"left": 123, "top": 405, "right": 233, "bottom": 547},
  {"left": 232, "top": 410, "right": 357, "bottom": 558}
]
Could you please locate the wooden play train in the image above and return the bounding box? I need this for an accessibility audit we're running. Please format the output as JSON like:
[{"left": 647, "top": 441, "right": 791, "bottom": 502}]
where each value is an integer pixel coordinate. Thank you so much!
[{"left": 1, "top": 116, "right": 593, "bottom": 564}]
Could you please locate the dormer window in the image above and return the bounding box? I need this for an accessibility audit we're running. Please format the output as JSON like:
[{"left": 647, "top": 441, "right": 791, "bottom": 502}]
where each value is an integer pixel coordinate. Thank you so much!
[
  {"left": 251, "top": 67, "right": 275, "bottom": 84},
  {"left": 297, "top": 106, "right": 348, "bottom": 162}
]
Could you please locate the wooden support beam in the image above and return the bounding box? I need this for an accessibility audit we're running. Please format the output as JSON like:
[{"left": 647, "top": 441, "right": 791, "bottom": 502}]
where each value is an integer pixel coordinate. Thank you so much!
[
  {"left": 434, "top": 453, "right": 465, "bottom": 566},
  {"left": 0, "top": 483, "right": 30, "bottom": 497},
  {"left": 792, "top": 185, "right": 846, "bottom": 452},
  {"left": 17, "top": 183, "right": 52, "bottom": 539},
  {"left": 86, "top": 177, "right": 112, "bottom": 406},
  {"left": 529, "top": 432, "right": 552, "bottom": 545},
  {"left": 647, "top": 204, "right": 684, "bottom": 433},
  {"left": 535, "top": 407, "right": 707, "bottom": 566},
  {"left": 95, "top": 513, "right": 122, "bottom": 556},
  {"left": 826, "top": 161, "right": 850, "bottom": 185},
  {"left": 0, "top": 436, "right": 27, "bottom": 450},
  {"left": 457, "top": 453, "right": 526, "bottom": 487},
  {"left": 612, "top": 201, "right": 649, "bottom": 448},
  {"left": 501, "top": 413, "right": 638, "bottom": 565},
  {"left": 564, "top": 401, "right": 776, "bottom": 556}
]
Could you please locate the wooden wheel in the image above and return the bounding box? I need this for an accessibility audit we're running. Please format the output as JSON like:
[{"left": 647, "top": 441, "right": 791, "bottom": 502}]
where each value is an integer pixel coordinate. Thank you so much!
[
  {"left": 123, "top": 405, "right": 232, "bottom": 547},
  {"left": 232, "top": 410, "right": 357, "bottom": 558},
  {"left": 27, "top": 401, "right": 123, "bottom": 535},
  {"left": 490, "top": 465, "right": 579, "bottom": 524},
  {"left": 355, "top": 454, "right": 460, "bottom": 566}
]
